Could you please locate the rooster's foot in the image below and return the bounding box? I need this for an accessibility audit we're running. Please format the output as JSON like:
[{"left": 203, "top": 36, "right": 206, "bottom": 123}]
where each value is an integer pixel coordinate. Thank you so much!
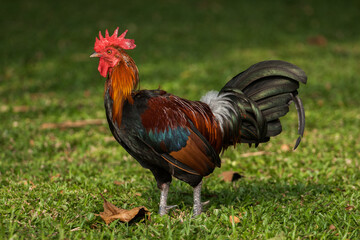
[{"left": 159, "top": 204, "right": 178, "bottom": 216}]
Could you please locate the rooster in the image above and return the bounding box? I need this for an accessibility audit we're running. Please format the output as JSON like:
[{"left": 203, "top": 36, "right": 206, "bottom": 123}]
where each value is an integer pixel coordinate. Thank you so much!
[{"left": 90, "top": 28, "right": 307, "bottom": 216}]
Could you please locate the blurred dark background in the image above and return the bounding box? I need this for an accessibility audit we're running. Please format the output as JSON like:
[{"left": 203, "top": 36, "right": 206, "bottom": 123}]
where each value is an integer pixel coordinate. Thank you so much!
[
  {"left": 1, "top": 0, "right": 359, "bottom": 99},
  {"left": 1, "top": 0, "right": 359, "bottom": 133}
]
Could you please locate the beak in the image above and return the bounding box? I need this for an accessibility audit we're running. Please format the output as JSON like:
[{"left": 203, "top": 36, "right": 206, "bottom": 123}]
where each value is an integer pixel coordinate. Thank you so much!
[{"left": 90, "top": 52, "right": 102, "bottom": 58}]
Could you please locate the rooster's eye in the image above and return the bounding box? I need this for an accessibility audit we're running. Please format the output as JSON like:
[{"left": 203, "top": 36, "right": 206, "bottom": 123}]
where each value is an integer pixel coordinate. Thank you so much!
[{"left": 107, "top": 50, "right": 112, "bottom": 54}]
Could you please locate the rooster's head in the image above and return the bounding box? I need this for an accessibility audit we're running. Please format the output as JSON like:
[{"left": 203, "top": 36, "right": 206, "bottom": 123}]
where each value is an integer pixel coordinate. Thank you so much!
[{"left": 90, "top": 27, "right": 136, "bottom": 77}]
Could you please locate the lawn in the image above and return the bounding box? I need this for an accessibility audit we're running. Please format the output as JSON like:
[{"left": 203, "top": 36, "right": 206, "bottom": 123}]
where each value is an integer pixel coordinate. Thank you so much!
[{"left": 1, "top": 0, "right": 359, "bottom": 239}]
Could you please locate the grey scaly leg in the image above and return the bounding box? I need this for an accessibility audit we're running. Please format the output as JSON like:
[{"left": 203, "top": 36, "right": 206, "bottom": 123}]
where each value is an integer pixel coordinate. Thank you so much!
[
  {"left": 193, "top": 180, "right": 204, "bottom": 217},
  {"left": 159, "top": 182, "right": 177, "bottom": 216}
]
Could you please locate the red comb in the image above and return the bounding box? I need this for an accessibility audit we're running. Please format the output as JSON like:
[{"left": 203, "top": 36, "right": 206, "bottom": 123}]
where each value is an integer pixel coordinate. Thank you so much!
[{"left": 94, "top": 27, "right": 136, "bottom": 52}]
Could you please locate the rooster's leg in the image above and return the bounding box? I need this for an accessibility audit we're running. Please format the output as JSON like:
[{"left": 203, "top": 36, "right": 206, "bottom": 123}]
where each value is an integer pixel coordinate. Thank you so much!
[
  {"left": 159, "top": 182, "right": 177, "bottom": 216},
  {"left": 193, "top": 180, "right": 209, "bottom": 217}
]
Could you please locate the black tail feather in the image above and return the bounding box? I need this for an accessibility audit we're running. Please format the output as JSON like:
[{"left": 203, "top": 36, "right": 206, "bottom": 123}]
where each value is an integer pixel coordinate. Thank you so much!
[
  {"left": 291, "top": 93, "right": 305, "bottom": 150},
  {"left": 218, "top": 60, "right": 307, "bottom": 148},
  {"left": 224, "top": 60, "right": 307, "bottom": 90}
]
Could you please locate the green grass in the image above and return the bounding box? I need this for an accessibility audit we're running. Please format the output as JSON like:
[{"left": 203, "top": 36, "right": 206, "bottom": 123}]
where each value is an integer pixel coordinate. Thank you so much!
[{"left": 1, "top": 0, "right": 360, "bottom": 239}]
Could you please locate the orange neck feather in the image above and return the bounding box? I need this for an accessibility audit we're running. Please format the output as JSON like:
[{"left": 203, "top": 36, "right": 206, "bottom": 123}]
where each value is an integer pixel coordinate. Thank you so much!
[{"left": 106, "top": 53, "right": 139, "bottom": 126}]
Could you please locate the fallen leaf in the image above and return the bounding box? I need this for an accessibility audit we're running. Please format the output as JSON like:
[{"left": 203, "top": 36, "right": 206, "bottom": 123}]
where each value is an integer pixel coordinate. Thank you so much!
[
  {"left": 20, "top": 180, "right": 28, "bottom": 186},
  {"left": 0, "top": 105, "right": 9, "bottom": 112},
  {"left": 335, "top": 188, "right": 345, "bottom": 192},
  {"left": 135, "top": 193, "right": 142, "bottom": 197},
  {"left": 219, "top": 171, "right": 243, "bottom": 182},
  {"left": 280, "top": 144, "right": 291, "bottom": 152},
  {"left": 96, "top": 194, "right": 150, "bottom": 224},
  {"left": 41, "top": 119, "right": 106, "bottom": 129},
  {"left": 329, "top": 224, "right": 336, "bottom": 230},
  {"left": 229, "top": 215, "right": 240, "bottom": 223},
  {"left": 345, "top": 205, "right": 355, "bottom": 211},
  {"left": 50, "top": 173, "right": 61, "bottom": 182},
  {"left": 90, "top": 223, "right": 98, "bottom": 229},
  {"left": 113, "top": 180, "right": 125, "bottom": 185},
  {"left": 1, "top": 105, "right": 37, "bottom": 113},
  {"left": 13, "top": 105, "right": 30, "bottom": 112},
  {"left": 84, "top": 90, "right": 91, "bottom": 97},
  {"left": 21, "top": 180, "right": 36, "bottom": 190},
  {"left": 317, "top": 99, "right": 324, "bottom": 107},
  {"left": 307, "top": 35, "right": 328, "bottom": 46}
]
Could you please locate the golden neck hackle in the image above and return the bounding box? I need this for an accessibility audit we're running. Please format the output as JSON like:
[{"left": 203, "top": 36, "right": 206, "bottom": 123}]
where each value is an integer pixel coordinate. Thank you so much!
[{"left": 106, "top": 52, "right": 139, "bottom": 126}]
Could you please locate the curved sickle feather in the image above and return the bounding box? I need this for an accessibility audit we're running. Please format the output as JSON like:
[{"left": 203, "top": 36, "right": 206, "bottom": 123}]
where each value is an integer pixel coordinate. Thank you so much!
[{"left": 291, "top": 93, "right": 305, "bottom": 150}]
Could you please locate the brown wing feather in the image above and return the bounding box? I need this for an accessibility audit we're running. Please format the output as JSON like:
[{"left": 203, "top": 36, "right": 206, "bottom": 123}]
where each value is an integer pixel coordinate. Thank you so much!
[{"left": 164, "top": 129, "right": 219, "bottom": 176}]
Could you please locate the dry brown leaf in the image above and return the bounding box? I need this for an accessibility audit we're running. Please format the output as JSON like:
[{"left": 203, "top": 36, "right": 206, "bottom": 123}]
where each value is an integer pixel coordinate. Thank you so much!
[
  {"left": 96, "top": 194, "right": 150, "bottom": 224},
  {"left": 28, "top": 180, "right": 36, "bottom": 190},
  {"left": 90, "top": 223, "right": 98, "bottom": 229},
  {"left": 113, "top": 180, "right": 125, "bottom": 185},
  {"left": 19, "top": 180, "right": 36, "bottom": 191},
  {"left": 307, "top": 35, "right": 328, "bottom": 46},
  {"left": 280, "top": 144, "right": 291, "bottom": 152},
  {"left": 229, "top": 215, "right": 240, "bottom": 223},
  {"left": 0, "top": 105, "right": 9, "bottom": 112},
  {"left": 335, "top": 188, "right": 345, "bottom": 192},
  {"left": 50, "top": 173, "right": 61, "bottom": 182},
  {"left": 13, "top": 106, "right": 30, "bottom": 112},
  {"left": 1, "top": 105, "right": 37, "bottom": 113},
  {"left": 219, "top": 171, "right": 243, "bottom": 182},
  {"left": 41, "top": 119, "right": 106, "bottom": 129},
  {"left": 240, "top": 151, "right": 270, "bottom": 157},
  {"left": 317, "top": 99, "right": 324, "bottom": 107},
  {"left": 345, "top": 205, "right": 355, "bottom": 211},
  {"left": 83, "top": 90, "right": 91, "bottom": 97},
  {"left": 20, "top": 180, "right": 28, "bottom": 186}
]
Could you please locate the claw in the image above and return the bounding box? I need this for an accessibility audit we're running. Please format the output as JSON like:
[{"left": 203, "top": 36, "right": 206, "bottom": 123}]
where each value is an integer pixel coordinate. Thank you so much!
[
  {"left": 159, "top": 204, "right": 178, "bottom": 216},
  {"left": 166, "top": 204, "right": 178, "bottom": 210},
  {"left": 202, "top": 200, "right": 210, "bottom": 206}
]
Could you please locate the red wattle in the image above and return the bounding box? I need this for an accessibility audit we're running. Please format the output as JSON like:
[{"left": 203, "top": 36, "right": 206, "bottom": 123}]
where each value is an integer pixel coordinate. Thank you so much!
[{"left": 98, "top": 58, "right": 110, "bottom": 77}]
